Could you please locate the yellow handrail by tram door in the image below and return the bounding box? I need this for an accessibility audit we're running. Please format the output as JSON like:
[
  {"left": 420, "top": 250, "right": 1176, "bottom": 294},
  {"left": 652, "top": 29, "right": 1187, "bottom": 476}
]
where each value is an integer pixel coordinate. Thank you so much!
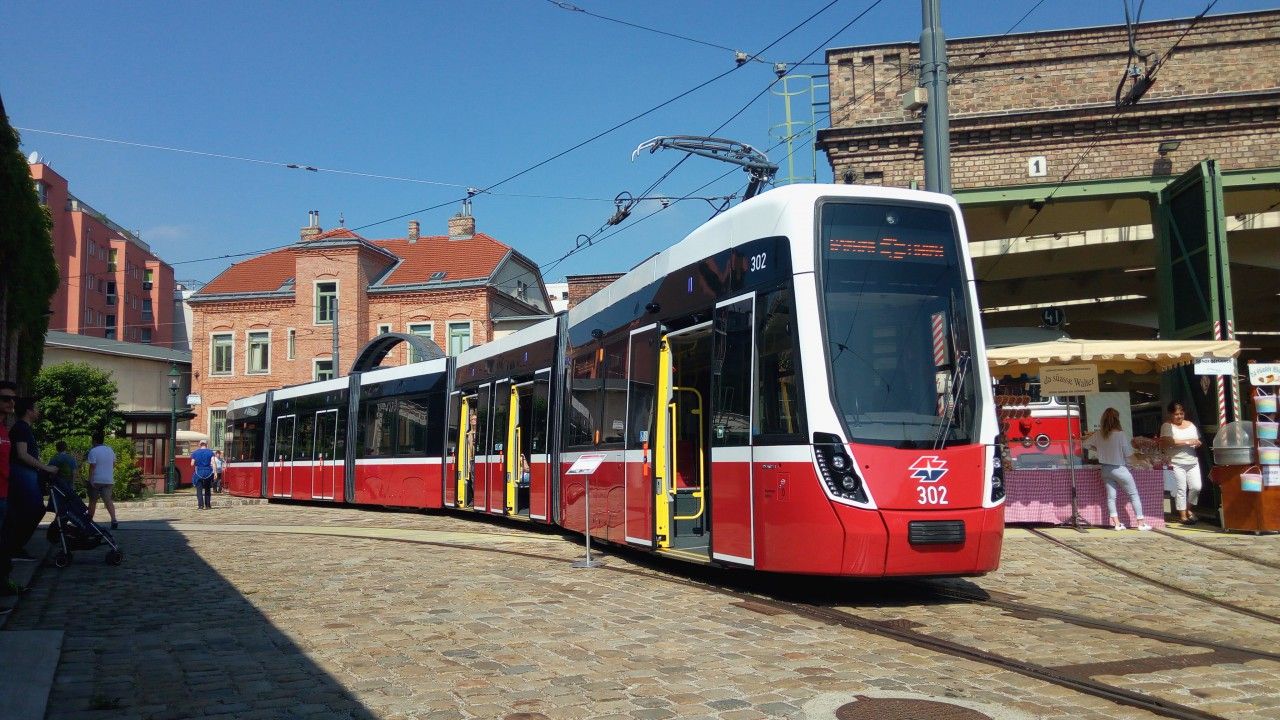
[
  {"left": 670, "top": 387, "right": 706, "bottom": 522},
  {"left": 654, "top": 339, "right": 673, "bottom": 548},
  {"left": 505, "top": 384, "right": 520, "bottom": 515},
  {"left": 456, "top": 396, "right": 471, "bottom": 508}
]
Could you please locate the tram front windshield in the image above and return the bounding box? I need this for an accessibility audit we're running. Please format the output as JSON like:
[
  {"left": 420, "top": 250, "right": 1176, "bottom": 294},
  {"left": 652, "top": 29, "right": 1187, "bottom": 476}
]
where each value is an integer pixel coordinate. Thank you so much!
[{"left": 819, "top": 201, "right": 978, "bottom": 448}]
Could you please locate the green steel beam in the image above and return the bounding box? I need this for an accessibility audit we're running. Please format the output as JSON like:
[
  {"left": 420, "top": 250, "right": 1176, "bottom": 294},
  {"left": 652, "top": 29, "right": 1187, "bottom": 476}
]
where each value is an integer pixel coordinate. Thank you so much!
[
  {"left": 954, "top": 177, "right": 1169, "bottom": 206},
  {"left": 1221, "top": 167, "right": 1280, "bottom": 188},
  {"left": 954, "top": 165, "right": 1280, "bottom": 207}
]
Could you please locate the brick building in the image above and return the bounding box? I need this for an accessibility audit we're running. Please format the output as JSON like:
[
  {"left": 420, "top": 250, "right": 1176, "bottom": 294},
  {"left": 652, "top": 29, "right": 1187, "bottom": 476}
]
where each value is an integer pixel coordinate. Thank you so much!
[
  {"left": 564, "top": 273, "right": 625, "bottom": 310},
  {"left": 30, "top": 158, "right": 177, "bottom": 347},
  {"left": 187, "top": 210, "right": 552, "bottom": 447},
  {"left": 817, "top": 9, "right": 1280, "bottom": 427}
]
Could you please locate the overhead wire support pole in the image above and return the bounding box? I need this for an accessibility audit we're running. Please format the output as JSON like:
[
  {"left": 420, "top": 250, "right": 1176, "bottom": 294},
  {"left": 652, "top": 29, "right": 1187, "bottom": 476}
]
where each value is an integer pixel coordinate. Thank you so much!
[{"left": 920, "top": 0, "right": 952, "bottom": 194}]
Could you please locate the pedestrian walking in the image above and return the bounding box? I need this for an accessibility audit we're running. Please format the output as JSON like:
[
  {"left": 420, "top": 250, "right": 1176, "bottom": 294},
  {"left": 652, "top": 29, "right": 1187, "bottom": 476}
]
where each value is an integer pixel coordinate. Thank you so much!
[
  {"left": 86, "top": 430, "right": 119, "bottom": 529},
  {"left": 212, "top": 450, "right": 225, "bottom": 494},
  {"left": 190, "top": 440, "right": 215, "bottom": 510},
  {"left": 6, "top": 396, "right": 57, "bottom": 558},
  {"left": 1082, "top": 407, "right": 1151, "bottom": 531},
  {"left": 1160, "top": 401, "right": 1203, "bottom": 525},
  {"left": 0, "top": 380, "right": 22, "bottom": 598}
]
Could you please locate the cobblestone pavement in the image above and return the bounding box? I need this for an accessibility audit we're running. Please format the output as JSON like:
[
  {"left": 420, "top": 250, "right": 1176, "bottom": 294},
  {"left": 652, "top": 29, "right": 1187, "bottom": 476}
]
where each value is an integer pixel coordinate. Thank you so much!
[{"left": 5, "top": 501, "right": 1279, "bottom": 720}]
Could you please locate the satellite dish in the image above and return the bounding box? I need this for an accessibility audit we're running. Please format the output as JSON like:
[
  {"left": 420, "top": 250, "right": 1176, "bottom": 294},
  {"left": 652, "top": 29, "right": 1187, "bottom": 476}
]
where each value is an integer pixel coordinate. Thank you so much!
[{"left": 27, "top": 151, "right": 41, "bottom": 164}]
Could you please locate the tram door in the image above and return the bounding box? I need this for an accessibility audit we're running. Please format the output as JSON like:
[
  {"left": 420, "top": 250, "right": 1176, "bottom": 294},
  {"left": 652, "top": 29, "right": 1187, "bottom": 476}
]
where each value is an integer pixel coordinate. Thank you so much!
[
  {"left": 271, "top": 414, "right": 296, "bottom": 497},
  {"left": 444, "top": 392, "right": 461, "bottom": 507},
  {"left": 507, "top": 383, "right": 528, "bottom": 516},
  {"left": 455, "top": 394, "right": 475, "bottom": 508},
  {"left": 654, "top": 322, "right": 713, "bottom": 555},
  {"left": 473, "top": 384, "right": 492, "bottom": 512},
  {"left": 528, "top": 370, "right": 552, "bottom": 521},
  {"left": 312, "top": 409, "right": 339, "bottom": 500},
  {"left": 489, "top": 380, "right": 511, "bottom": 514}
]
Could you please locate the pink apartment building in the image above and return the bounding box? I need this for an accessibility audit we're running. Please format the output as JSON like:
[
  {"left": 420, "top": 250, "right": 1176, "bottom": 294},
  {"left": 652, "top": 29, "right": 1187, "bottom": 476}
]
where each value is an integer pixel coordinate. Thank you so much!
[{"left": 30, "top": 158, "right": 176, "bottom": 347}]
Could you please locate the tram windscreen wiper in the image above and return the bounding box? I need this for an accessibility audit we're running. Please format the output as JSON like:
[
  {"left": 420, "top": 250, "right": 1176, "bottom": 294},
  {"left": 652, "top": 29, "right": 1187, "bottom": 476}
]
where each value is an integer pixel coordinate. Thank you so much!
[{"left": 933, "top": 351, "right": 970, "bottom": 450}]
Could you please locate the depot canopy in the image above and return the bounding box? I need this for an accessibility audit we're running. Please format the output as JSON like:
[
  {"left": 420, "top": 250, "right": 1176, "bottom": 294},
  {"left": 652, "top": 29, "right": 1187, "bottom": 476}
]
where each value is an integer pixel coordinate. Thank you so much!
[{"left": 985, "top": 338, "right": 1240, "bottom": 377}]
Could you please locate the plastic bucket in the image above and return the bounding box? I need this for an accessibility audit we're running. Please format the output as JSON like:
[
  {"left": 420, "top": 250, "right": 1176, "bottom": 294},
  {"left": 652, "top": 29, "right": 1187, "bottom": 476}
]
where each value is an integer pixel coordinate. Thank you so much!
[
  {"left": 1260, "top": 422, "right": 1280, "bottom": 441},
  {"left": 1260, "top": 445, "right": 1280, "bottom": 466},
  {"left": 1241, "top": 472, "right": 1263, "bottom": 492},
  {"left": 1258, "top": 395, "right": 1277, "bottom": 414}
]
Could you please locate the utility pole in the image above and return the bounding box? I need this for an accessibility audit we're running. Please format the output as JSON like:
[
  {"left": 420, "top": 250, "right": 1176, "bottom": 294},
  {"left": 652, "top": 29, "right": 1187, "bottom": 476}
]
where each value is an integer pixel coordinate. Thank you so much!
[{"left": 920, "top": 0, "right": 952, "bottom": 194}]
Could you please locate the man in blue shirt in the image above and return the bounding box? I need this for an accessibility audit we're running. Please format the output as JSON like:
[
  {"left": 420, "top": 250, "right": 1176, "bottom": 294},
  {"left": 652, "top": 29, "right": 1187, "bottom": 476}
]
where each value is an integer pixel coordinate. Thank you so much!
[{"left": 190, "top": 441, "right": 215, "bottom": 510}]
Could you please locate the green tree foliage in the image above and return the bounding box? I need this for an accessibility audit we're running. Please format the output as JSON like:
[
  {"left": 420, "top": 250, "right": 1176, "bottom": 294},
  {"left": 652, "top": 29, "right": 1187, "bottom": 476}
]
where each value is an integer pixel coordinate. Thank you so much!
[
  {"left": 42, "top": 435, "right": 149, "bottom": 501},
  {"left": 0, "top": 93, "right": 60, "bottom": 387},
  {"left": 33, "top": 361, "right": 122, "bottom": 440}
]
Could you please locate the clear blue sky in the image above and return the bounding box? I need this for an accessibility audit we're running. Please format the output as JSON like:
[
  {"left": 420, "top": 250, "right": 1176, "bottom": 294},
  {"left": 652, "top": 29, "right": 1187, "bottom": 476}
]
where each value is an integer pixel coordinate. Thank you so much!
[{"left": 3, "top": 0, "right": 1271, "bottom": 285}]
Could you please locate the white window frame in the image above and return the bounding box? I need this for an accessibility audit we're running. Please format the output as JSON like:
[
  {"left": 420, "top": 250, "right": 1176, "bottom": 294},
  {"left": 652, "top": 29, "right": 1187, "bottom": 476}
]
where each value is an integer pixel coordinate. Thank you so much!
[
  {"left": 246, "top": 329, "right": 272, "bottom": 375},
  {"left": 313, "top": 358, "right": 335, "bottom": 381},
  {"left": 407, "top": 322, "right": 433, "bottom": 363},
  {"left": 208, "top": 409, "right": 228, "bottom": 452},
  {"left": 447, "top": 320, "right": 473, "bottom": 356},
  {"left": 140, "top": 328, "right": 152, "bottom": 344},
  {"left": 287, "top": 328, "right": 296, "bottom": 360},
  {"left": 314, "top": 279, "right": 339, "bottom": 325},
  {"left": 377, "top": 323, "right": 392, "bottom": 336},
  {"left": 210, "top": 332, "right": 234, "bottom": 376}
]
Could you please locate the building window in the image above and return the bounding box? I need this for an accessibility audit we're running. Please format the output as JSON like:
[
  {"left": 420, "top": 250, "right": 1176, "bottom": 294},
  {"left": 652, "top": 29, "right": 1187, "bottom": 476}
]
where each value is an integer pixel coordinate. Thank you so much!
[
  {"left": 34, "top": 180, "right": 47, "bottom": 206},
  {"left": 142, "top": 298, "right": 153, "bottom": 321},
  {"left": 448, "top": 321, "right": 472, "bottom": 356},
  {"left": 516, "top": 280, "right": 529, "bottom": 301},
  {"left": 140, "top": 328, "right": 152, "bottom": 344},
  {"left": 104, "top": 313, "right": 116, "bottom": 340},
  {"left": 106, "top": 281, "right": 116, "bottom": 305},
  {"left": 315, "top": 281, "right": 337, "bottom": 324},
  {"left": 211, "top": 333, "right": 233, "bottom": 376},
  {"left": 314, "top": 359, "right": 335, "bottom": 381},
  {"left": 407, "top": 322, "right": 433, "bottom": 363},
  {"left": 287, "top": 328, "right": 296, "bottom": 360},
  {"left": 108, "top": 248, "right": 118, "bottom": 272},
  {"left": 247, "top": 331, "right": 271, "bottom": 374},
  {"left": 209, "top": 409, "right": 227, "bottom": 452},
  {"left": 144, "top": 268, "right": 154, "bottom": 283},
  {"left": 377, "top": 323, "right": 392, "bottom": 336}
]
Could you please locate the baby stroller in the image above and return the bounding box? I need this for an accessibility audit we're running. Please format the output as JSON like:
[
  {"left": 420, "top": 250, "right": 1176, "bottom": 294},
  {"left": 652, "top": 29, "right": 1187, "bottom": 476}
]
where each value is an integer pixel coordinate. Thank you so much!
[{"left": 44, "top": 479, "right": 124, "bottom": 567}]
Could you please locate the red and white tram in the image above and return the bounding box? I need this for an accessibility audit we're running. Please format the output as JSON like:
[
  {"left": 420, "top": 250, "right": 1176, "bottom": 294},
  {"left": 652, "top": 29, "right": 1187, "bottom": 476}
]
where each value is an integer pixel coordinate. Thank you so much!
[{"left": 225, "top": 184, "right": 1004, "bottom": 577}]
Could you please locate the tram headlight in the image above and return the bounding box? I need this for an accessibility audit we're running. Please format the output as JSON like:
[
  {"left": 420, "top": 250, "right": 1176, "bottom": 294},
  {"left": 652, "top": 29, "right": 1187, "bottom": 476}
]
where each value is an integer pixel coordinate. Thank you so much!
[
  {"left": 813, "top": 432, "right": 868, "bottom": 503},
  {"left": 990, "top": 443, "right": 1006, "bottom": 502}
]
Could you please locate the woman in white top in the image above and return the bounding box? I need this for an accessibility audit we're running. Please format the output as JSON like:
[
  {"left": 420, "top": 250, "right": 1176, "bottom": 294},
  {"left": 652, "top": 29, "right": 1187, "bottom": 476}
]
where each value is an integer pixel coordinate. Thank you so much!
[
  {"left": 1082, "top": 407, "right": 1150, "bottom": 531},
  {"left": 1160, "top": 401, "right": 1202, "bottom": 525}
]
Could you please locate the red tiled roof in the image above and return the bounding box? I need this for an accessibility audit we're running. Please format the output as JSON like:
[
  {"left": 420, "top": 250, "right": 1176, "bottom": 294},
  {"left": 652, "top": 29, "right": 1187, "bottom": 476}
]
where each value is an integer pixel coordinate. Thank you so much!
[
  {"left": 198, "top": 248, "right": 298, "bottom": 296},
  {"left": 372, "top": 233, "right": 510, "bottom": 286},
  {"left": 196, "top": 232, "right": 512, "bottom": 296}
]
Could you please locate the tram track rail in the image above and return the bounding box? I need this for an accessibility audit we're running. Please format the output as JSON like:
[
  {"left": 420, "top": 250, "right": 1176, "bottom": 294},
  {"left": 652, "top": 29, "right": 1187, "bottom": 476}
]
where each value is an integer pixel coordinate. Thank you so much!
[
  {"left": 139, "top": 521, "right": 1280, "bottom": 720},
  {"left": 1154, "top": 528, "right": 1280, "bottom": 571},
  {"left": 1026, "top": 527, "right": 1280, "bottom": 625}
]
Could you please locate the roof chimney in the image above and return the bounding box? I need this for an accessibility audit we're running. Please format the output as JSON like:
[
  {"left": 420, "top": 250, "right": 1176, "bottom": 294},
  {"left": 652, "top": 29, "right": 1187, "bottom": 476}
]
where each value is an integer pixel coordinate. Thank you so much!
[
  {"left": 448, "top": 198, "right": 475, "bottom": 240},
  {"left": 407, "top": 220, "right": 420, "bottom": 244},
  {"left": 300, "top": 210, "right": 322, "bottom": 242}
]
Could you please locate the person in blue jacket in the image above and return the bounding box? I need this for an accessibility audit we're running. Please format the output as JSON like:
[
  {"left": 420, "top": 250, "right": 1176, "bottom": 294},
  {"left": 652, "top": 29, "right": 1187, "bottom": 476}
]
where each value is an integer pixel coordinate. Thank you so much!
[{"left": 190, "top": 441, "right": 215, "bottom": 510}]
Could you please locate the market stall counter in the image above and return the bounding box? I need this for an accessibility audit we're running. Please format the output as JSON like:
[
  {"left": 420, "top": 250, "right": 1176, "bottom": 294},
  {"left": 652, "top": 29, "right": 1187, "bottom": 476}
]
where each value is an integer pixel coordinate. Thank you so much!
[{"left": 1005, "top": 467, "right": 1166, "bottom": 528}]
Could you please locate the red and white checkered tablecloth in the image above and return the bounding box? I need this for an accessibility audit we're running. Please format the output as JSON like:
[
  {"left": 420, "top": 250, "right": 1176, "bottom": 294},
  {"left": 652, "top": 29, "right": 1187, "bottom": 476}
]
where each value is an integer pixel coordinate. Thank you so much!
[{"left": 1005, "top": 468, "right": 1166, "bottom": 528}]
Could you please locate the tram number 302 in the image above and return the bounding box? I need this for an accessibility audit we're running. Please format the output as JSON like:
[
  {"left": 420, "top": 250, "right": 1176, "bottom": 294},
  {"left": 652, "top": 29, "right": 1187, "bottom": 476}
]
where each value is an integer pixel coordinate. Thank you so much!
[
  {"left": 917, "top": 485, "right": 949, "bottom": 505},
  {"left": 748, "top": 253, "right": 767, "bottom": 272}
]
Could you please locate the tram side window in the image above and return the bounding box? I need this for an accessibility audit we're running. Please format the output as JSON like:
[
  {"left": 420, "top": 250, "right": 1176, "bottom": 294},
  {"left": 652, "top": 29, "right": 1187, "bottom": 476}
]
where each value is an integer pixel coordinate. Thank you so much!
[
  {"left": 566, "top": 349, "right": 600, "bottom": 448},
  {"left": 600, "top": 339, "right": 628, "bottom": 445},
  {"left": 230, "top": 419, "right": 263, "bottom": 462},
  {"left": 360, "top": 400, "right": 397, "bottom": 457},
  {"left": 626, "top": 333, "right": 658, "bottom": 450},
  {"left": 755, "top": 289, "right": 805, "bottom": 442},
  {"left": 396, "top": 395, "right": 430, "bottom": 455},
  {"left": 295, "top": 412, "right": 316, "bottom": 461},
  {"left": 713, "top": 299, "right": 753, "bottom": 447}
]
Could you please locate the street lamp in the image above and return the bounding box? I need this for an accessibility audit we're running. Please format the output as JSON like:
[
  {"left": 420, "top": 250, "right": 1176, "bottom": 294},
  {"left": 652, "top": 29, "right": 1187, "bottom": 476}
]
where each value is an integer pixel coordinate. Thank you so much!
[{"left": 166, "top": 362, "right": 180, "bottom": 494}]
